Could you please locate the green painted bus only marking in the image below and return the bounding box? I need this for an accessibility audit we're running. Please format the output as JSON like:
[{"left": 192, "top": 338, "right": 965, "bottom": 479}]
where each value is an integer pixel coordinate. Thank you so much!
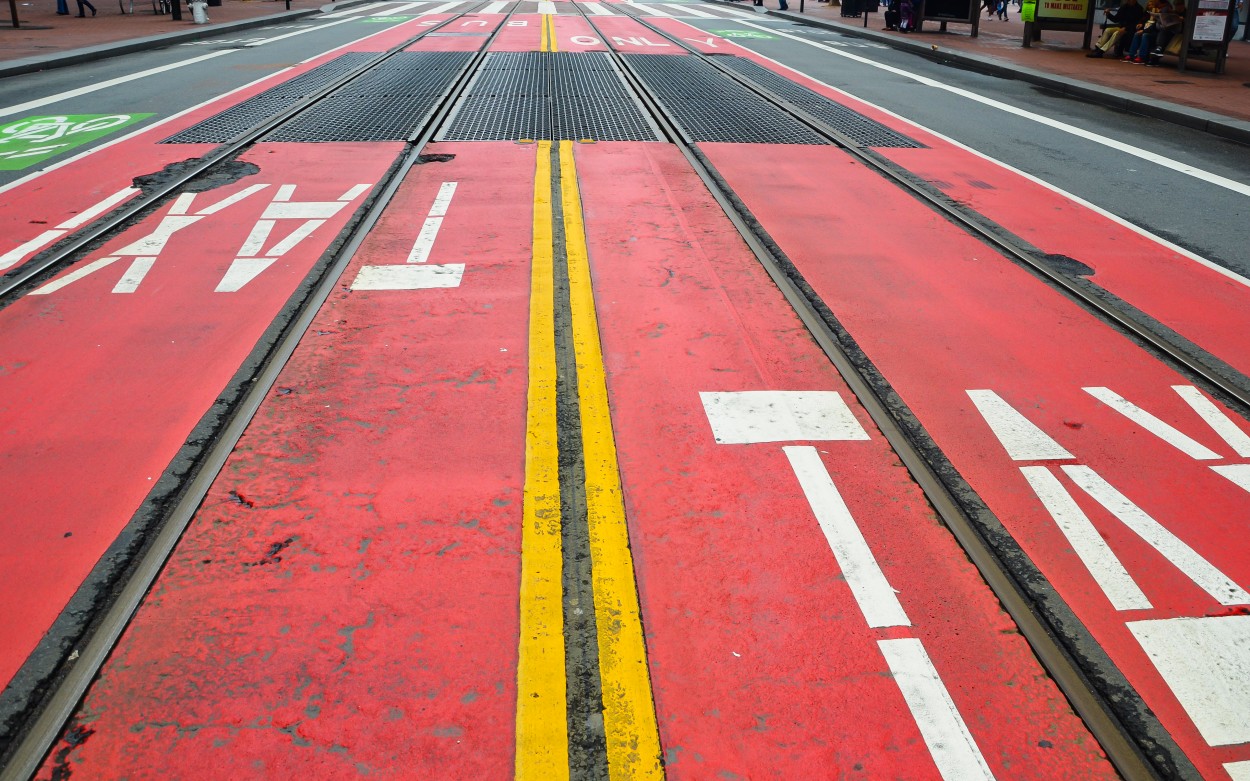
[
  {"left": 709, "top": 29, "right": 775, "bottom": 38},
  {"left": 0, "top": 114, "right": 153, "bottom": 171}
]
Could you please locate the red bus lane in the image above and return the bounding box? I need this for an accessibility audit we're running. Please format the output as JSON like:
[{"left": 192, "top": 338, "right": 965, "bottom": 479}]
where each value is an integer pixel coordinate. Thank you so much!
[
  {"left": 0, "top": 142, "right": 401, "bottom": 692},
  {"left": 703, "top": 142, "right": 1250, "bottom": 778},
  {"left": 570, "top": 141, "right": 1116, "bottom": 779},
  {"left": 34, "top": 142, "right": 534, "bottom": 779}
]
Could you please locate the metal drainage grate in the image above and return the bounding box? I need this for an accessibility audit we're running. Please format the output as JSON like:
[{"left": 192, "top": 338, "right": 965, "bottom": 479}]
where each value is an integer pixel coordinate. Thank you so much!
[
  {"left": 713, "top": 56, "right": 923, "bottom": 148},
  {"left": 440, "top": 51, "right": 659, "bottom": 141},
  {"left": 623, "top": 53, "right": 829, "bottom": 145},
  {"left": 264, "top": 51, "right": 474, "bottom": 142},
  {"left": 162, "top": 53, "right": 380, "bottom": 144}
]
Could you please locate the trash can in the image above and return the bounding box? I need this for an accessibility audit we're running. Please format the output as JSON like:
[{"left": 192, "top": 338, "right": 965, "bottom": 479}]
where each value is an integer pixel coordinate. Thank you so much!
[{"left": 841, "top": 0, "right": 863, "bottom": 15}]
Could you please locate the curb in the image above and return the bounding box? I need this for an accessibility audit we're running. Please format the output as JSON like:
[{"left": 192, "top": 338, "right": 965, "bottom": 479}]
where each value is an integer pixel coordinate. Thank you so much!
[
  {"left": 738, "top": 3, "right": 1250, "bottom": 145},
  {"left": 0, "top": 3, "right": 362, "bottom": 80}
]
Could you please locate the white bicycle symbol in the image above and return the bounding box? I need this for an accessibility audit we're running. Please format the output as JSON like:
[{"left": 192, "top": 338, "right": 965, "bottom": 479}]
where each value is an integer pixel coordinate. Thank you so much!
[{"left": 0, "top": 115, "right": 132, "bottom": 145}]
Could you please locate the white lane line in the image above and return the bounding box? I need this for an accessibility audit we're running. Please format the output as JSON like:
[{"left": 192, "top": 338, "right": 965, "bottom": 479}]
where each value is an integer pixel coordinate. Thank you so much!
[
  {"left": 0, "top": 51, "right": 232, "bottom": 120},
  {"left": 582, "top": 1, "right": 614, "bottom": 12},
  {"left": 662, "top": 2, "right": 717, "bottom": 14},
  {"left": 785, "top": 445, "right": 910, "bottom": 629},
  {"left": 878, "top": 638, "right": 996, "bottom": 781},
  {"left": 373, "top": 2, "right": 423, "bottom": 14},
  {"left": 1227, "top": 761, "right": 1250, "bottom": 781},
  {"left": 406, "top": 181, "right": 457, "bottom": 263},
  {"left": 1084, "top": 387, "right": 1222, "bottom": 460},
  {"left": 59, "top": 187, "right": 141, "bottom": 230},
  {"left": 1020, "top": 466, "right": 1151, "bottom": 611},
  {"left": 420, "top": 1, "right": 462, "bottom": 12},
  {"left": 1211, "top": 463, "right": 1250, "bottom": 494},
  {"left": 628, "top": 1, "right": 673, "bottom": 14},
  {"left": 351, "top": 263, "right": 464, "bottom": 290},
  {"left": 1173, "top": 385, "right": 1250, "bottom": 458},
  {"left": 245, "top": 16, "right": 358, "bottom": 45},
  {"left": 481, "top": 0, "right": 509, "bottom": 9},
  {"left": 319, "top": 1, "right": 391, "bottom": 16},
  {"left": 731, "top": 20, "right": 1250, "bottom": 199},
  {"left": 1127, "top": 615, "right": 1250, "bottom": 747},
  {"left": 726, "top": 47, "right": 1250, "bottom": 290},
  {"left": 700, "top": 390, "right": 870, "bottom": 445},
  {"left": 967, "top": 389, "right": 1073, "bottom": 461},
  {"left": 1, "top": 231, "right": 64, "bottom": 271},
  {"left": 1063, "top": 464, "right": 1250, "bottom": 606}
]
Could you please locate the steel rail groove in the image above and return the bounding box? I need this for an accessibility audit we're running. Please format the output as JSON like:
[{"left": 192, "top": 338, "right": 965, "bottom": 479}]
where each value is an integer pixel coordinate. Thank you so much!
[
  {"left": 579, "top": 6, "right": 1187, "bottom": 780},
  {"left": 0, "top": 6, "right": 508, "bottom": 777}
]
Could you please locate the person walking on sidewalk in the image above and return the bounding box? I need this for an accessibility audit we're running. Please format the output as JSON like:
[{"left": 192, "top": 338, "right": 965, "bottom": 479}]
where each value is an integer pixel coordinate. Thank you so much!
[{"left": 75, "top": 0, "right": 97, "bottom": 16}]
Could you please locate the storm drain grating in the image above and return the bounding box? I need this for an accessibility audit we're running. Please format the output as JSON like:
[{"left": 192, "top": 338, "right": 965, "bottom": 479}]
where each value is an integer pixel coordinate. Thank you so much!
[
  {"left": 440, "top": 52, "right": 658, "bottom": 141},
  {"left": 623, "top": 54, "right": 829, "bottom": 145},
  {"left": 264, "top": 51, "right": 474, "bottom": 142},
  {"left": 162, "top": 52, "right": 380, "bottom": 144},
  {"left": 713, "top": 56, "right": 923, "bottom": 148}
]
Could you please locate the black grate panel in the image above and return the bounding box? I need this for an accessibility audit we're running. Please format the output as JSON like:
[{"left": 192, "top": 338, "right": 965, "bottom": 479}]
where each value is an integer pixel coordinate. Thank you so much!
[
  {"left": 441, "top": 52, "right": 657, "bottom": 141},
  {"left": 713, "top": 56, "right": 923, "bottom": 148},
  {"left": 623, "top": 54, "right": 828, "bottom": 145},
  {"left": 264, "top": 52, "right": 474, "bottom": 142},
  {"left": 162, "top": 53, "right": 379, "bottom": 144}
]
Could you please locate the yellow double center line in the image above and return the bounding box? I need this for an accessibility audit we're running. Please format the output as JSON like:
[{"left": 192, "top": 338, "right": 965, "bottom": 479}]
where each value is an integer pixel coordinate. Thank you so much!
[
  {"left": 516, "top": 140, "right": 664, "bottom": 780},
  {"left": 540, "top": 14, "right": 558, "bottom": 52}
]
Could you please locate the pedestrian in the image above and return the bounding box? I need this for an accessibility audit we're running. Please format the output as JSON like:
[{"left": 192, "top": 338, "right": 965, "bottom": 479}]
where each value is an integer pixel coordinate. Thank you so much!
[
  {"left": 996, "top": 0, "right": 1010, "bottom": 20},
  {"left": 1087, "top": 0, "right": 1145, "bottom": 56},
  {"left": 75, "top": 0, "right": 97, "bottom": 15},
  {"left": 56, "top": 0, "right": 69, "bottom": 14}
]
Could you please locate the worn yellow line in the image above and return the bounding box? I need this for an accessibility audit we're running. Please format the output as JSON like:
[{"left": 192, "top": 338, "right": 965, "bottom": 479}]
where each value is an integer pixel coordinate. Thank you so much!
[
  {"left": 548, "top": 14, "right": 559, "bottom": 52},
  {"left": 558, "top": 140, "right": 665, "bottom": 781},
  {"left": 515, "top": 140, "right": 570, "bottom": 781},
  {"left": 540, "top": 13, "right": 551, "bottom": 51}
]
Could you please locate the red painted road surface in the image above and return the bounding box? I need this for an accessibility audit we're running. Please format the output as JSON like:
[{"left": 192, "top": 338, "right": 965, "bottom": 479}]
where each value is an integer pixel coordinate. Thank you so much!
[
  {"left": 703, "top": 138, "right": 1250, "bottom": 778},
  {"left": 571, "top": 140, "right": 1117, "bottom": 779},
  {"left": 36, "top": 142, "right": 533, "bottom": 779},
  {"left": 0, "top": 142, "right": 399, "bottom": 690}
]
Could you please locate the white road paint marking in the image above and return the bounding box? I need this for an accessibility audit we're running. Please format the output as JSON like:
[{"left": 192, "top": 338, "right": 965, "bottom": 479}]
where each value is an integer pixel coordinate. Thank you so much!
[
  {"left": 419, "top": 1, "right": 463, "bottom": 13},
  {"left": 407, "top": 218, "right": 443, "bottom": 263},
  {"left": 238, "top": 219, "right": 275, "bottom": 258},
  {"left": 582, "top": 1, "right": 613, "bottom": 13},
  {"left": 216, "top": 258, "right": 278, "bottom": 292},
  {"left": 538, "top": 0, "right": 557, "bottom": 11},
  {"left": 700, "top": 390, "right": 870, "bottom": 445},
  {"left": 0, "top": 52, "right": 233, "bottom": 120},
  {"left": 1084, "top": 387, "right": 1222, "bottom": 460},
  {"left": 30, "top": 257, "right": 120, "bottom": 295},
  {"left": 59, "top": 187, "right": 141, "bottom": 230},
  {"left": 878, "top": 638, "right": 996, "bottom": 781},
  {"left": 373, "top": 2, "right": 423, "bottom": 14},
  {"left": 319, "top": 0, "right": 390, "bottom": 16},
  {"left": 1020, "top": 466, "right": 1151, "bottom": 611},
  {"left": 967, "top": 389, "right": 1073, "bottom": 461},
  {"left": 661, "top": 2, "right": 716, "bottom": 15},
  {"left": 786, "top": 445, "right": 910, "bottom": 628},
  {"left": 1127, "top": 616, "right": 1250, "bottom": 747},
  {"left": 1173, "top": 385, "right": 1250, "bottom": 458},
  {"left": 480, "top": 0, "right": 509, "bottom": 9},
  {"left": 1211, "top": 464, "right": 1250, "bottom": 494},
  {"left": 115, "top": 216, "right": 202, "bottom": 256},
  {"left": 732, "top": 48, "right": 1250, "bottom": 290},
  {"left": 628, "top": 2, "right": 673, "bottom": 15},
  {"left": 706, "top": 4, "right": 760, "bottom": 17},
  {"left": 197, "top": 184, "right": 272, "bottom": 216},
  {"left": 350, "top": 263, "right": 464, "bottom": 290},
  {"left": 245, "top": 16, "right": 357, "bottom": 44},
  {"left": 1063, "top": 465, "right": 1250, "bottom": 606},
  {"left": 1, "top": 231, "right": 65, "bottom": 271},
  {"left": 339, "top": 183, "right": 373, "bottom": 202},
  {"left": 1226, "top": 761, "right": 1250, "bottom": 781},
  {"left": 267, "top": 219, "right": 326, "bottom": 256},
  {"left": 406, "top": 181, "right": 457, "bottom": 263},
  {"left": 112, "top": 257, "right": 156, "bottom": 294},
  {"left": 731, "top": 20, "right": 1250, "bottom": 199}
]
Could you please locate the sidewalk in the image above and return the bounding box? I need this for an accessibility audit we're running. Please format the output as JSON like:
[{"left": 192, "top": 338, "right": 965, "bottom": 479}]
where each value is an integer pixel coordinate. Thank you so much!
[
  {"left": 0, "top": 0, "right": 325, "bottom": 75},
  {"left": 767, "top": 0, "right": 1250, "bottom": 137}
]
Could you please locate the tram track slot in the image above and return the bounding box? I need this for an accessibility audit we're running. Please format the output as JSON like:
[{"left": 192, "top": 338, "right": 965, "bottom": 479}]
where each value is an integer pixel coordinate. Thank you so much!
[
  {"left": 0, "top": 9, "right": 477, "bottom": 307},
  {"left": 578, "top": 5, "right": 1204, "bottom": 780},
  {"left": 0, "top": 8, "right": 512, "bottom": 777}
]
